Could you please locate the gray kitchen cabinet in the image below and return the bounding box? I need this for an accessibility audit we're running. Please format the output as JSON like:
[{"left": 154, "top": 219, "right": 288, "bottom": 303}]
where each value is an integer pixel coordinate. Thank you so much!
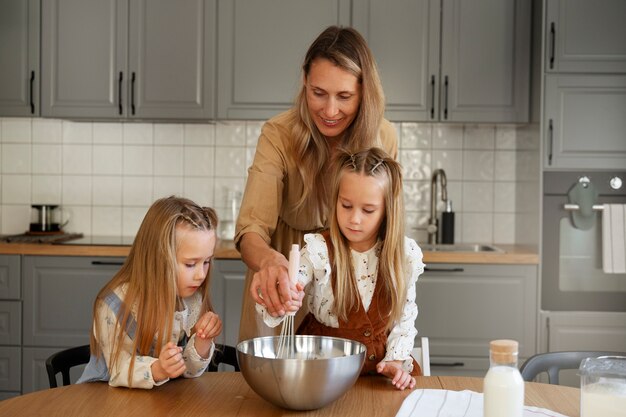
[
  {"left": 538, "top": 311, "right": 626, "bottom": 387},
  {"left": 352, "top": 0, "right": 530, "bottom": 123},
  {"left": 211, "top": 259, "right": 246, "bottom": 348},
  {"left": 21, "top": 255, "right": 124, "bottom": 393},
  {"left": 0, "top": 0, "right": 40, "bottom": 116},
  {"left": 217, "top": 0, "right": 351, "bottom": 120},
  {"left": 41, "top": 0, "right": 216, "bottom": 120},
  {"left": 415, "top": 264, "right": 537, "bottom": 376},
  {"left": 0, "top": 255, "right": 21, "bottom": 398},
  {"left": 544, "top": 0, "right": 626, "bottom": 74},
  {"left": 543, "top": 74, "right": 626, "bottom": 170}
]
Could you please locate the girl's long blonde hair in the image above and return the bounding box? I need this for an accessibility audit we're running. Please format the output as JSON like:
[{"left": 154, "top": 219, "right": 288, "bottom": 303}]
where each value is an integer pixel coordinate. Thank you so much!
[
  {"left": 89, "top": 196, "right": 218, "bottom": 386},
  {"left": 289, "top": 25, "right": 386, "bottom": 211},
  {"left": 329, "top": 148, "right": 406, "bottom": 329}
]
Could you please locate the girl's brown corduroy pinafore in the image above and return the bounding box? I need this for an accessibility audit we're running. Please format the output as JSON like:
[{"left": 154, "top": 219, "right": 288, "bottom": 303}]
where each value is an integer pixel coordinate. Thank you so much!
[{"left": 296, "top": 232, "right": 421, "bottom": 376}]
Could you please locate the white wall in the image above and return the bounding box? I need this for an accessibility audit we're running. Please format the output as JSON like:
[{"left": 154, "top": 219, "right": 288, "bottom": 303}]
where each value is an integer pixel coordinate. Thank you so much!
[{"left": 0, "top": 117, "right": 539, "bottom": 245}]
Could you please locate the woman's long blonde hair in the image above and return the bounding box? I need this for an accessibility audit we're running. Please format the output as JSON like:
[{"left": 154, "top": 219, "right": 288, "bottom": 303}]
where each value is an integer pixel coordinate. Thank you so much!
[
  {"left": 290, "top": 25, "right": 386, "bottom": 211},
  {"left": 329, "top": 148, "right": 406, "bottom": 329},
  {"left": 89, "top": 196, "right": 218, "bottom": 386}
]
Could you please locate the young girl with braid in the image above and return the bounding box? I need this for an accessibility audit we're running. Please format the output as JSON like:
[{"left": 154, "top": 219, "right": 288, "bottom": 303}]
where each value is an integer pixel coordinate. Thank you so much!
[
  {"left": 78, "top": 196, "right": 222, "bottom": 388},
  {"left": 257, "top": 148, "right": 424, "bottom": 390}
]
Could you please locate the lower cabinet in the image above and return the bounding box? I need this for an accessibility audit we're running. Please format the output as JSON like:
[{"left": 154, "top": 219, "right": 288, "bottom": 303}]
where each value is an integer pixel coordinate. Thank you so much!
[
  {"left": 416, "top": 264, "right": 538, "bottom": 377},
  {"left": 21, "top": 255, "right": 124, "bottom": 393},
  {"left": 539, "top": 310, "right": 626, "bottom": 387},
  {"left": 211, "top": 260, "right": 246, "bottom": 348},
  {"left": 0, "top": 255, "right": 21, "bottom": 399}
]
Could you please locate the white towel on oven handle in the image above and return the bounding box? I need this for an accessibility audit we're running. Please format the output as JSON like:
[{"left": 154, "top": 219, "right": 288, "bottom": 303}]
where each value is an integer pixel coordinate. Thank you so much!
[
  {"left": 602, "top": 204, "right": 626, "bottom": 274},
  {"left": 395, "top": 389, "right": 568, "bottom": 417}
]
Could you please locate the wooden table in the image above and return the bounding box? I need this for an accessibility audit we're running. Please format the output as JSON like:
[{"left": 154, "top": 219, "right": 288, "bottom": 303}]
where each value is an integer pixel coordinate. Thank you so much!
[{"left": 0, "top": 374, "right": 579, "bottom": 417}]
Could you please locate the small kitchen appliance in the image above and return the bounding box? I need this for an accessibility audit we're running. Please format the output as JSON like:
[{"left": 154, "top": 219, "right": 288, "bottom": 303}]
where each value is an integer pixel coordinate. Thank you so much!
[{"left": 30, "top": 204, "right": 68, "bottom": 233}]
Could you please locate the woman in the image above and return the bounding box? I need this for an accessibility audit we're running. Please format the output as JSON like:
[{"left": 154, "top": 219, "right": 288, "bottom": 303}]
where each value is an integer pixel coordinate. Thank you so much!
[{"left": 234, "top": 25, "right": 398, "bottom": 342}]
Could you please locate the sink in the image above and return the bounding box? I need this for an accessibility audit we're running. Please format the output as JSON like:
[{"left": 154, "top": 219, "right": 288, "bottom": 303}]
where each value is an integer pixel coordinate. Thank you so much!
[{"left": 421, "top": 243, "right": 504, "bottom": 253}]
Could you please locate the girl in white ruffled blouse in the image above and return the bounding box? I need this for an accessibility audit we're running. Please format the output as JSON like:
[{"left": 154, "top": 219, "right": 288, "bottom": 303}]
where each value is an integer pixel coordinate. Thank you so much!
[
  {"left": 258, "top": 148, "right": 424, "bottom": 390},
  {"left": 78, "top": 197, "right": 223, "bottom": 388}
]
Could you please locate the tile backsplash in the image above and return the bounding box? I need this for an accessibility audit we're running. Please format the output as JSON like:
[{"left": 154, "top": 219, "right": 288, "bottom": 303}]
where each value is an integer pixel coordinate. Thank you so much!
[{"left": 0, "top": 117, "right": 539, "bottom": 245}]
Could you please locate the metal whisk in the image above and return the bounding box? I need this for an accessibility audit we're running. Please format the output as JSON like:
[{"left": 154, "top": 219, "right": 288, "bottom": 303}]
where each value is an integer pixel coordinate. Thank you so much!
[{"left": 276, "top": 244, "right": 300, "bottom": 359}]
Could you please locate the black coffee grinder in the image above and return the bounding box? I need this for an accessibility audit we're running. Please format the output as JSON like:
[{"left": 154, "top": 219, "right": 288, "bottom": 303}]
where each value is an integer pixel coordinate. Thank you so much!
[{"left": 30, "top": 204, "right": 63, "bottom": 233}]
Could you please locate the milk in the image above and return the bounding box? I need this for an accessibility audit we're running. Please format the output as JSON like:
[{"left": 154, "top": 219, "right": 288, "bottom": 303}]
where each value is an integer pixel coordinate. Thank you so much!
[
  {"left": 483, "top": 365, "right": 524, "bottom": 417},
  {"left": 581, "top": 382, "right": 626, "bottom": 417}
]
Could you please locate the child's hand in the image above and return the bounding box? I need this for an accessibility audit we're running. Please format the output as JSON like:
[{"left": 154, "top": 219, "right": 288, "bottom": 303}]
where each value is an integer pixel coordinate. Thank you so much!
[
  {"left": 151, "top": 342, "right": 186, "bottom": 382},
  {"left": 194, "top": 311, "right": 222, "bottom": 341},
  {"left": 284, "top": 282, "right": 305, "bottom": 313},
  {"left": 376, "top": 360, "right": 416, "bottom": 391}
]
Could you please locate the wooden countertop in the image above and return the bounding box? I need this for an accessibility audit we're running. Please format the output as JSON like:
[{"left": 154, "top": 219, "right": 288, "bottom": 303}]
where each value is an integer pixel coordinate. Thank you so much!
[
  {"left": 0, "top": 240, "right": 538, "bottom": 264},
  {"left": 0, "top": 374, "right": 579, "bottom": 417}
]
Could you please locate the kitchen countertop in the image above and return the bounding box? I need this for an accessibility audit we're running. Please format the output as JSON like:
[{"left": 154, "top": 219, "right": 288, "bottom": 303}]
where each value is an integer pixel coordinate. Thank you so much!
[{"left": 0, "top": 238, "right": 538, "bottom": 264}]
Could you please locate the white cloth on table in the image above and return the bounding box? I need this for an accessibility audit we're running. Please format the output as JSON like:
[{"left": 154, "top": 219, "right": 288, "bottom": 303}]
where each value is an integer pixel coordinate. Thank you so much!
[
  {"left": 395, "top": 389, "right": 568, "bottom": 417},
  {"left": 602, "top": 204, "right": 626, "bottom": 274}
]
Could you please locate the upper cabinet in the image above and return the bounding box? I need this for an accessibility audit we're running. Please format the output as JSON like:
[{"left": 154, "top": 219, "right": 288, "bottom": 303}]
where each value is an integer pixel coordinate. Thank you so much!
[
  {"left": 545, "top": 0, "right": 626, "bottom": 73},
  {"left": 352, "top": 0, "right": 531, "bottom": 123},
  {"left": 0, "top": 0, "right": 40, "bottom": 117},
  {"left": 542, "top": 0, "right": 626, "bottom": 170},
  {"left": 41, "top": 0, "right": 216, "bottom": 120},
  {"left": 217, "top": 0, "right": 351, "bottom": 120}
]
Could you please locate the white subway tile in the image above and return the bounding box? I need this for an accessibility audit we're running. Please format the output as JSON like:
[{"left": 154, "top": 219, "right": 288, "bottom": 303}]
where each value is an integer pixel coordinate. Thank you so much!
[
  {"left": 433, "top": 124, "right": 463, "bottom": 149},
  {"left": 214, "top": 179, "right": 245, "bottom": 210},
  {"left": 400, "top": 150, "right": 431, "bottom": 180},
  {"left": 1, "top": 204, "right": 31, "bottom": 234},
  {"left": 1, "top": 118, "right": 31, "bottom": 143},
  {"left": 93, "top": 123, "right": 123, "bottom": 144},
  {"left": 122, "top": 206, "right": 148, "bottom": 236},
  {"left": 93, "top": 145, "right": 123, "bottom": 175},
  {"left": 62, "top": 144, "right": 92, "bottom": 174},
  {"left": 122, "top": 176, "right": 153, "bottom": 206},
  {"left": 216, "top": 122, "right": 245, "bottom": 146},
  {"left": 153, "top": 176, "right": 183, "bottom": 200},
  {"left": 494, "top": 182, "right": 516, "bottom": 213},
  {"left": 32, "top": 175, "right": 62, "bottom": 204},
  {"left": 494, "top": 150, "right": 517, "bottom": 181},
  {"left": 495, "top": 125, "right": 517, "bottom": 149},
  {"left": 32, "top": 144, "right": 62, "bottom": 174},
  {"left": 62, "top": 121, "right": 92, "bottom": 144},
  {"left": 183, "top": 177, "right": 214, "bottom": 207},
  {"left": 62, "top": 175, "right": 92, "bottom": 205},
  {"left": 154, "top": 124, "right": 184, "bottom": 146},
  {"left": 92, "top": 206, "right": 122, "bottom": 236},
  {"left": 493, "top": 213, "right": 516, "bottom": 244},
  {"left": 1, "top": 144, "right": 31, "bottom": 173},
  {"left": 463, "top": 125, "right": 495, "bottom": 150},
  {"left": 154, "top": 146, "right": 183, "bottom": 176},
  {"left": 214, "top": 147, "right": 246, "bottom": 178},
  {"left": 401, "top": 123, "right": 431, "bottom": 149},
  {"left": 123, "top": 123, "right": 153, "bottom": 145},
  {"left": 462, "top": 182, "right": 494, "bottom": 212},
  {"left": 2, "top": 175, "right": 31, "bottom": 204},
  {"left": 123, "top": 146, "right": 153, "bottom": 175},
  {"left": 184, "top": 146, "right": 214, "bottom": 177},
  {"left": 432, "top": 150, "right": 463, "bottom": 180},
  {"left": 63, "top": 205, "right": 91, "bottom": 235},
  {"left": 184, "top": 124, "right": 214, "bottom": 146},
  {"left": 245, "top": 121, "right": 263, "bottom": 147},
  {"left": 463, "top": 150, "right": 494, "bottom": 181},
  {"left": 92, "top": 176, "right": 122, "bottom": 206},
  {"left": 32, "top": 119, "right": 62, "bottom": 143},
  {"left": 460, "top": 212, "right": 493, "bottom": 243}
]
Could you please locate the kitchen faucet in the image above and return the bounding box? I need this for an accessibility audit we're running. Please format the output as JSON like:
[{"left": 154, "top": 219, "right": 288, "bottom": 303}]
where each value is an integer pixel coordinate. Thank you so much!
[{"left": 427, "top": 169, "right": 448, "bottom": 244}]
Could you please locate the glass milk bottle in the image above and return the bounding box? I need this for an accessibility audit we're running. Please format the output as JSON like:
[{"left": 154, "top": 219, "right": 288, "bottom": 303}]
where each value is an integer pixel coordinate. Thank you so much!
[{"left": 483, "top": 339, "right": 524, "bottom": 417}]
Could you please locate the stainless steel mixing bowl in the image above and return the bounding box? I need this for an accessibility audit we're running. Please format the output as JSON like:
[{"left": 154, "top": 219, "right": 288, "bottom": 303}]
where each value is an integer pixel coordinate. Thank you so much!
[{"left": 237, "top": 335, "right": 366, "bottom": 410}]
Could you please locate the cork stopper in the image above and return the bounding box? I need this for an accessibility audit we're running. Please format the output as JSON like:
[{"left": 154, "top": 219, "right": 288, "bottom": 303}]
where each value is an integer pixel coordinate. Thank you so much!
[{"left": 489, "top": 339, "right": 519, "bottom": 364}]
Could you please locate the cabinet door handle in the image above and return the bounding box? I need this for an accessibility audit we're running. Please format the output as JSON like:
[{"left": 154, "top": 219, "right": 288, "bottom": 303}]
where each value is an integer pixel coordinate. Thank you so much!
[
  {"left": 424, "top": 267, "right": 464, "bottom": 273},
  {"left": 118, "top": 72, "right": 123, "bottom": 115},
  {"left": 431, "top": 362, "right": 465, "bottom": 367},
  {"left": 548, "top": 119, "right": 553, "bottom": 165},
  {"left": 131, "top": 72, "right": 136, "bottom": 115},
  {"left": 91, "top": 261, "right": 125, "bottom": 266},
  {"left": 443, "top": 76, "right": 449, "bottom": 120},
  {"left": 430, "top": 75, "right": 436, "bottom": 119},
  {"left": 549, "top": 22, "right": 555, "bottom": 70},
  {"left": 29, "top": 71, "right": 35, "bottom": 114}
]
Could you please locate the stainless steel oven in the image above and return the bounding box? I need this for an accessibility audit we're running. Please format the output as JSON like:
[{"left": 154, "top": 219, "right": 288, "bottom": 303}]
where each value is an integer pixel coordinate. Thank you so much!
[{"left": 542, "top": 171, "right": 626, "bottom": 312}]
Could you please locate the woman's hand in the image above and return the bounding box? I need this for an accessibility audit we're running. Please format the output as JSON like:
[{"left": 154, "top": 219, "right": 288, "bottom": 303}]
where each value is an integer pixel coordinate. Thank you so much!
[
  {"left": 376, "top": 360, "right": 416, "bottom": 390},
  {"left": 193, "top": 311, "right": 222, "bottom": 358},
  {"left": 250, "top": 255, "right": 300, "bottom": 317},
  {"left": 151, "top": 342, "right": 185, "bottom": 382}
]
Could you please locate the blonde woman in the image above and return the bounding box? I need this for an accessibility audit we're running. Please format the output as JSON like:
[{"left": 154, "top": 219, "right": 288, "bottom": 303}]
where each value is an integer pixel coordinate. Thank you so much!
[
  {"left": 236, "top": 26, "right": 398, "bottom": 342},
  {"left": 78, "top": 196, "right": 222, "bottom": 388},
  {"left": 258, "top": 148, "right": 424, "bottom": 390}
]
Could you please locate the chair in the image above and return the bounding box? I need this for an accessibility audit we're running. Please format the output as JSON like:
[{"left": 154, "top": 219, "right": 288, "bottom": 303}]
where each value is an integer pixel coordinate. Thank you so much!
[
  {"left": 519, "top": 350, "right": 625, "bottom": 385},
  {"left": 46, "top": 345, "right": 91, "bottom": 388},
  {"left": 411, "top": 336, "right": 431, "bottom": 376},
  {"left": 207, "top": 343, "right": 240, "bottom": 372}
]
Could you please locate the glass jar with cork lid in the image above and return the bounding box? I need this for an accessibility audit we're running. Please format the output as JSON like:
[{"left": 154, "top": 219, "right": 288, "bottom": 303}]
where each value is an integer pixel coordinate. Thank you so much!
[{"left": 483, "top": 339, "right": 524, "bottom": 417}]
